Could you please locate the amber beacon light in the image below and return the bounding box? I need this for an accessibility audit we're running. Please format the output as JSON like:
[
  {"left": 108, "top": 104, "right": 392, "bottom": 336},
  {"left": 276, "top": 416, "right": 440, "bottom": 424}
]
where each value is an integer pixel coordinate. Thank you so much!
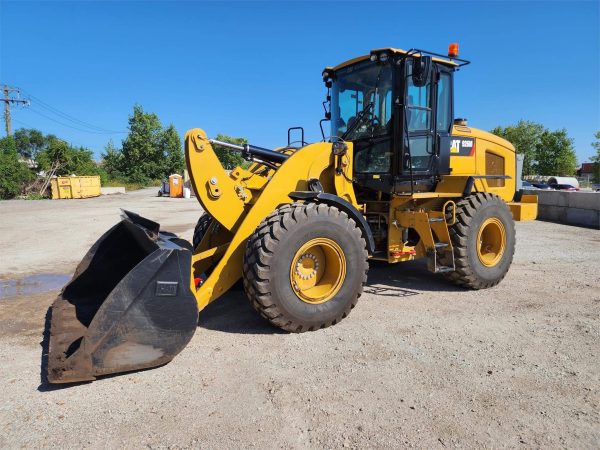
[{"left": 448, "top": 43, "right": 459, "bottom": 58}]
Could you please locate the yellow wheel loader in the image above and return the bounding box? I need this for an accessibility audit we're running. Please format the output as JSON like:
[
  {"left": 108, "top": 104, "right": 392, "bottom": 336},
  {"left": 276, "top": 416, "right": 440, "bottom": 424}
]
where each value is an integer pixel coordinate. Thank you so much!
[{"left": 47, "top": 45, "right": 538, "bottom": 383}]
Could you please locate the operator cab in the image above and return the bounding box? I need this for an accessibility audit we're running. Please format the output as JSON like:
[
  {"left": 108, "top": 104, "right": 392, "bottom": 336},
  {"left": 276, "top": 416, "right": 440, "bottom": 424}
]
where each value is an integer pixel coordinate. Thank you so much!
[{"left": 322, "top": 45, "right": 469, "bottom": 195}]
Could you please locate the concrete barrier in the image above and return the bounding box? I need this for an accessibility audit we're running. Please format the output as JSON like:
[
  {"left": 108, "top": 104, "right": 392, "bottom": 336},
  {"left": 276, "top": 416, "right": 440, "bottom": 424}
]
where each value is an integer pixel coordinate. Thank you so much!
[
  {"left": 100, "top": 187, "right": 126, "bottom": 195},
  {"left": 524, "top": 189, "right": 600, "bottom": 229}
]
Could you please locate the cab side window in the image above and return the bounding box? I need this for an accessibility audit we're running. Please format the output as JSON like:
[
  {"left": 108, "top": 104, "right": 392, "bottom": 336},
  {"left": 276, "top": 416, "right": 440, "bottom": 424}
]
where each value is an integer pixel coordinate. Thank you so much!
[
  {"left": 405, "top": 60, "right": 434, "bottom": 171},
  {"left": 406, "top": 73, "right": 431, "bottom": 131},
  {"left": 335, "top": 89, "right": 363, "bottom": 135},
  {"left": 436, "top": 72, "right": 451, "bottom": 132}
]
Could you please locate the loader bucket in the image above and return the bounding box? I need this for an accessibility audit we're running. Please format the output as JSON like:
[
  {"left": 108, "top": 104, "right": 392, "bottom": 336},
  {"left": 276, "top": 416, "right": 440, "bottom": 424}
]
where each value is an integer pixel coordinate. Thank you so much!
[{"left": 47, "top": 210, "right": 198, "bottom": 384}]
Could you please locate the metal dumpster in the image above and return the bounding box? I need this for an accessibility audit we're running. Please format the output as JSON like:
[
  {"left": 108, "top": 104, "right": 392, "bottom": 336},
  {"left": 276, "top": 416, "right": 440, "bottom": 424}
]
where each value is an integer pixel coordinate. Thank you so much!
[{"left": 50, "top": 176, "right": 101, "bottom": 199}]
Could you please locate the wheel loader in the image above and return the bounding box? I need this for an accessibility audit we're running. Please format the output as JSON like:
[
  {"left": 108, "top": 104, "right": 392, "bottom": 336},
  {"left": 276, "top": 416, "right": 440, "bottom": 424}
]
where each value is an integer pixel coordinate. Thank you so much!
[{"left": 47, "top": 45, "right": 538, "bottom": 383}]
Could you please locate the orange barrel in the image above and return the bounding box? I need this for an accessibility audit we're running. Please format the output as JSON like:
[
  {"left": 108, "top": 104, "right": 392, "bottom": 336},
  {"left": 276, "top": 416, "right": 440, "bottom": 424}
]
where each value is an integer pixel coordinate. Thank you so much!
[{"left": 169, "top": 174, "right": 183, "bottom": 198}]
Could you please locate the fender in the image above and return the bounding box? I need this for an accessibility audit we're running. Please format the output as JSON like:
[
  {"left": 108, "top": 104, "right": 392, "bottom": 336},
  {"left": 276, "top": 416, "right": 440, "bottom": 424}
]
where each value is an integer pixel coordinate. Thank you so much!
[
  {"left": 188, "top": 137, "right": 338, "bottom": 309},
  {"left": 288, "top": 191, "right": 375, "bottom": 255}
]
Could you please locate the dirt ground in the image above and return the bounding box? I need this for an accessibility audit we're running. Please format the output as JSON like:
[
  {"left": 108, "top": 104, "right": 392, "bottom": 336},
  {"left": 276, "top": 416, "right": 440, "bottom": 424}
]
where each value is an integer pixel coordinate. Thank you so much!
[{"left": 0, "top": 189, "right": 598, "bottom": 449}]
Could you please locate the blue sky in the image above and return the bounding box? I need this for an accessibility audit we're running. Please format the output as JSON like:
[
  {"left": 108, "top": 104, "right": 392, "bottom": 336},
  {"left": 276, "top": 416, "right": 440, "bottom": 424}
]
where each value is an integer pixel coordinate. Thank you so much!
[{"left": 1, "top": 1, "right": 599, "bottom": 162}]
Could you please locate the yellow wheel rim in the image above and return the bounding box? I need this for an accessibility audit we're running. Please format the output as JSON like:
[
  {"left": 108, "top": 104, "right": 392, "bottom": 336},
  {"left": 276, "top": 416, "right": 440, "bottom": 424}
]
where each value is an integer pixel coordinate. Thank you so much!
[
  {"left": 289, "top": 238, "right": 346, "bottom": 304},
  {"left": 477, "top": 217, "right": 506, "bottom": 267}
]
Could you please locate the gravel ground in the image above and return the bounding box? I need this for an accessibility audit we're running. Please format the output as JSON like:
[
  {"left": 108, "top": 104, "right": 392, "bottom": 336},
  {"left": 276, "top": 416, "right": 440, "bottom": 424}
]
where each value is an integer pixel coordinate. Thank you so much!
[{"left": 0, "top": 189, "right": 598, "bottom": 449}]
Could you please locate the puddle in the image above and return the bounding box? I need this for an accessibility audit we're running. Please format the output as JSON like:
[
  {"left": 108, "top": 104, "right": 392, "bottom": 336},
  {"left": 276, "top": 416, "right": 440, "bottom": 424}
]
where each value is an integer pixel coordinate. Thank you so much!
[{"left": 0, "top": 274, "right": 71, "bottom": 300}]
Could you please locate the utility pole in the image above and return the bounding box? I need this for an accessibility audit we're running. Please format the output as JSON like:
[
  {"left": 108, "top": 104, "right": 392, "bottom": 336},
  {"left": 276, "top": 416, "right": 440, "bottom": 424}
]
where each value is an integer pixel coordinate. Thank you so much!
[{"left": 2, "top": 85, "right": 29, "bottom": 136}]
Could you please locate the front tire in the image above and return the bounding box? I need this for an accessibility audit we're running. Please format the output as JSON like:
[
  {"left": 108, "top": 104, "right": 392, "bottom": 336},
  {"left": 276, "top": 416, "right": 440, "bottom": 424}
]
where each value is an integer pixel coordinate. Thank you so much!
[
  {"left": 243, "top": 203, "right": 369, "bottom": 332},
  {"left": 192, "top": 213, "right": 213, "bottom": 250},
  {"left": 444, "top": 193, "right": 516, "bottom": 289}
]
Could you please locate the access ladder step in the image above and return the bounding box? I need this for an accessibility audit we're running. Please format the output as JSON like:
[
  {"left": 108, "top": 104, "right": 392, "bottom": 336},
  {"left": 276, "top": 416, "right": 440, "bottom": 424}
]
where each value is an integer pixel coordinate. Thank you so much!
[
  {"left": 436, "top": 265, "right": 455, "bottom": 273},
  {"left": 434, "top": 242, "right": 449, "bottom": 249},
  {"left": 429, "top": 218, "right": 444, "bottom": 223}
]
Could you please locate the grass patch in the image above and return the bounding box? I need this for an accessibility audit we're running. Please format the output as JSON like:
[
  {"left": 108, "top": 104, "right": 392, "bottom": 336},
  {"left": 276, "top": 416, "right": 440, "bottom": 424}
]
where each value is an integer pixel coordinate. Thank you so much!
[
  {"left": 22, "top": 192, "right": 47, "bottom": 200},
  {"left": 103, "top": 178, "right": 161, "bottom": 192}
]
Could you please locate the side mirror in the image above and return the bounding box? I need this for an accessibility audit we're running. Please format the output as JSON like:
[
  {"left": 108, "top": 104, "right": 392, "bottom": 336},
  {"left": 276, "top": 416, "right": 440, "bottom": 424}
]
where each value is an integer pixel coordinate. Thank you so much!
[{"left": 412, "top": 56, "right": 432, "bottom": 87}]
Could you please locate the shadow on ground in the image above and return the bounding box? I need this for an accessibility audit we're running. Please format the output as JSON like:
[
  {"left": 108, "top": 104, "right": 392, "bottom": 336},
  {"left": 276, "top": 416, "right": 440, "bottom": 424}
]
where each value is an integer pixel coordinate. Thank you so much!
[
  {"left": 198, "top": 282, "right": 281, "bottom": 335},
  {"left": 366, "top": 259, "right": 462, "bottom": 294},
  {"left": 38, "top": 260, "right": 463, "bottom": 388},
  {"left": 199, "top": 260, "right": 462, "bottom": 334}
]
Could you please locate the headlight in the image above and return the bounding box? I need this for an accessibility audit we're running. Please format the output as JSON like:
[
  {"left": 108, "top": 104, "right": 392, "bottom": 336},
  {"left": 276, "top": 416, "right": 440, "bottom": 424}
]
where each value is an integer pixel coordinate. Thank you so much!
[{"left": 332, "top": 142, "right": 348, "bottom": 156}]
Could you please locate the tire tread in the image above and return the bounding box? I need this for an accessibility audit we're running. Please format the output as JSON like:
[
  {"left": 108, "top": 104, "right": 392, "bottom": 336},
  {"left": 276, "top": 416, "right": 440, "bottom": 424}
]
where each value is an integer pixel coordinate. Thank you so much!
[
  {"left": 444, "top": 193, "right": 515, "bottom": 289},
  {"left": 243, "top": 202, "right": 369, "bottom": 332}
]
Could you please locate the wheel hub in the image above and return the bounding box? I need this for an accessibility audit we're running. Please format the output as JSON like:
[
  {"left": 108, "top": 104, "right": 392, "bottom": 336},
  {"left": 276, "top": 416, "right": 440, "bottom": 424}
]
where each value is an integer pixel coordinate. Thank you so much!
[
  {"left": 477, "top": 217, "right": 506, "bottom": 267},
  {"left": 295, "top": 253, "right": 319, "bottom": 280},
  {"left": 290, "top": 238, "right": 346, "bottom": 304}
]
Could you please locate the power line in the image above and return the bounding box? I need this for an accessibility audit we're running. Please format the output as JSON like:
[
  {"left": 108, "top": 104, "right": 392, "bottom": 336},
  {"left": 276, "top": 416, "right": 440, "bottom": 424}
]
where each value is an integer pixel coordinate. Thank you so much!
[
  {"left": 1, "top": 84, "right": 127, "bottom": 135},
  {"left": 27, "top": 107, "right": 126, "bottom": 135},
  {"left": 12, "top": 118, "right": 36, "bottom": 128},
  {"left": 12, "top": 118, "right": 102, "bottom": 150},
  {"left": 21, "top": 89, "right": 126, "bottom": 134}
]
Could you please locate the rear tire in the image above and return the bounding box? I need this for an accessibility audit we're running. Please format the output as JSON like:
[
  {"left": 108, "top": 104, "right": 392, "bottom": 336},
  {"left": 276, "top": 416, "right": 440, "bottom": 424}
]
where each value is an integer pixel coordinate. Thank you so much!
[
  {"left": 243, "top": 202, "right": 369, "bottom": 332},
  {"left": 444, "top": 193, "right": 515, "bottom": 289}
]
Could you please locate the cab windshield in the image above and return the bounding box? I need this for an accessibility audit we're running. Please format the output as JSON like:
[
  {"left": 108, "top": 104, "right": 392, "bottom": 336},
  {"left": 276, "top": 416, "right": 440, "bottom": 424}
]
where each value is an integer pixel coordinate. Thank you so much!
[{"left": 330, "top": 60, "right": 393, "bottom": 140}]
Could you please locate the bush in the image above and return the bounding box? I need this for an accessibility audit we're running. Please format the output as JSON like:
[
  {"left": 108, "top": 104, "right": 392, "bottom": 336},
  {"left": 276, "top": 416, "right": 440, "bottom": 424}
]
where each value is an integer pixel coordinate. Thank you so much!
[
  {"left": 96, "top": 167, "right": 109, "bottom": 186},
  {"left": 0, "top": 147, "right": 34, "bottom": 199},
  {"left": 36, "top": 138, "right": 101, "bottom": 177},
  {"left": 22, "top": 192, "right": 46, "bottom": 200},
  {"left": 103, "top": 177, "right": 161, "bottom": 192}
]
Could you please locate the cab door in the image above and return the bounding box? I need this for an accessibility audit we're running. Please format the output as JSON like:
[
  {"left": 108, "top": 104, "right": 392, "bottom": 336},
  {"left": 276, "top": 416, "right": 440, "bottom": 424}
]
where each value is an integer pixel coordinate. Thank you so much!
[{"left": 402, "top": 58, "right": 436, "bottom": 176}]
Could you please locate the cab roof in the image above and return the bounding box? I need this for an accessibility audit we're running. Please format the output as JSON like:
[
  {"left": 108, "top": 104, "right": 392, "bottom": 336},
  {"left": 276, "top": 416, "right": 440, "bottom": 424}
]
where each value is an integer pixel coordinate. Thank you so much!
[{"left": 328, "top": 47, "right": 462, "bottom": 73}]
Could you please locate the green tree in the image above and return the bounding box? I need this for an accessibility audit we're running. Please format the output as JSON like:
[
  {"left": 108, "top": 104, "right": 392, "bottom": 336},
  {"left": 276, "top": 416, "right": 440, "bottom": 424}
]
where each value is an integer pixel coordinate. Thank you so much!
[
  {"left": 161, "top": 124, "right": 185, "bottom": 175},
  {"left": 0, "top": 136, "right": 34, "bottom": 199},
  {"left": 120, "top": 105, "right": 165, "bottom": 183},
  {"left": 491, "top": 121, "right": 578, "bottom": 176},
  {"left": 212, "top": 134, "right": 249, "bottom": 170},
  {"left": 534, "top": 129, "right": 577, "bottom": 176},
  {"left": 101, "top": 139, "right": 124, "bottom": 178},
  {"left": 36, "top": 137, "right": 69, "bottom": 173},
  {"left": 491, "top": 120, "right": 544, "bottom": 176},
  {"left": 37, "top": 137, "right": 101, "bottom": 177},
  {"left": 591, "top": 131, "right": 600, "bottom": 183},
  {"left": 14, "top": 128, "right": 46, "bottom": 159},
  {"left": 102, "top": 106, "right": 187, "bottom": 184},
  {"left": 0, "top": 135, "right": 17, "bottom": 154}
]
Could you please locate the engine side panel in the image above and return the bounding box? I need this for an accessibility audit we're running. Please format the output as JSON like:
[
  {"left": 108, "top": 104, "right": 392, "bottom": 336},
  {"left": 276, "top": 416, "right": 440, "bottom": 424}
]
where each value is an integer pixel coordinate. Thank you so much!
[{"left": 446, "top": 125, "right": 517, "bottom": 202}]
